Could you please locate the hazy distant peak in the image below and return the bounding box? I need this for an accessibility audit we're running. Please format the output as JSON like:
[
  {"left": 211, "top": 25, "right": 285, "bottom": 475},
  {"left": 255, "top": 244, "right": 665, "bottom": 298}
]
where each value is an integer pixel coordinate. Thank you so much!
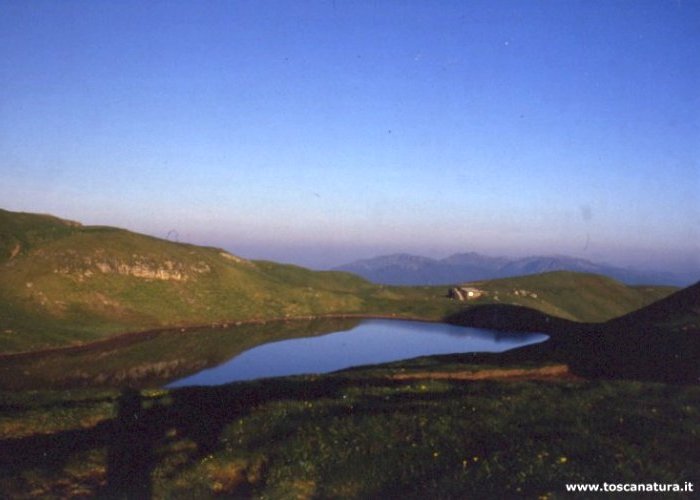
[
  {"left": 440, "top": 252, "right": 509, "bottom": 267},
  {"left": 335, "top": 253, "right": 437, "bottom": 271},
  {"left": 334, "top": 251, "right": 691, "bottom": 286}
]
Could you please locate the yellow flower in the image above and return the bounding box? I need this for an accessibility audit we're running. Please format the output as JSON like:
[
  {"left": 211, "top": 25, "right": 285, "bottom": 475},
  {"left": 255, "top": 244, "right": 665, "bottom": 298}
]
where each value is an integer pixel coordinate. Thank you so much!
[{"left": 558, "top": 456, "right": 568, "bottom": 464}]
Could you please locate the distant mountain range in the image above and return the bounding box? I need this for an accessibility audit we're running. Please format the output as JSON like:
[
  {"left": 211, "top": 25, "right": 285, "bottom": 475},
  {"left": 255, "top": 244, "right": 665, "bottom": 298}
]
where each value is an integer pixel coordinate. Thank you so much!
[{"left": 334, "top": 252, "right": 691, "bottom": 286}]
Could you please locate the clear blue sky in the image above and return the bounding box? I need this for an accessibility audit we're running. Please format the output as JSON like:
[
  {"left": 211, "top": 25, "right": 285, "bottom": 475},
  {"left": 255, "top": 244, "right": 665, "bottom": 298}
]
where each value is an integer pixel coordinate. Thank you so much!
[{"left": 1, "top": 0, "right": 698, "bottom": 274}]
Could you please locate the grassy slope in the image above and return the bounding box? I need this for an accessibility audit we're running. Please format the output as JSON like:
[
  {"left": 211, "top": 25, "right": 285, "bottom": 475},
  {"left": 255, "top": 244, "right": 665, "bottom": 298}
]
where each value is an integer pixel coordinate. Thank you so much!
[
  {"left": 0, "top": 210, "right": 456, "bottom": 352},
  {"left": 0, "top": 209, "right": 82, "bottom": 260},
  {"left": 458, "top": 271, "right": 675, "bottom": 322},
  {"left": 0, "top": 208, "right": 676, "bottom": 355}
]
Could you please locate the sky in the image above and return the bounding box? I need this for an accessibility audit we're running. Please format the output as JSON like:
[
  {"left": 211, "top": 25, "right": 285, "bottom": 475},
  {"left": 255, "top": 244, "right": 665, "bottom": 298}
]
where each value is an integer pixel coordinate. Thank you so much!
[{"left": 1, "top": 0, "right": 698, "bottom": 275}]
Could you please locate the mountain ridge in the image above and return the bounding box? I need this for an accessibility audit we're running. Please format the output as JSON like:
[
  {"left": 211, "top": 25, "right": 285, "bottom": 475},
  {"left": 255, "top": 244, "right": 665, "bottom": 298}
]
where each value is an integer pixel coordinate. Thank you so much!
[{"left": 334, "top": 252, "right": 690, "bottom": 286}]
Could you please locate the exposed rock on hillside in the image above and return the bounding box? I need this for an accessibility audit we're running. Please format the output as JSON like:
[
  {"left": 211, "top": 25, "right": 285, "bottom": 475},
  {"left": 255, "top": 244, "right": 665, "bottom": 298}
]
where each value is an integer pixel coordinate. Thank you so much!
[
  {"left": 47, "top": 251, "right": 212, "bottom": 282},
  {"left": 219, "top": 251, "right": 244, "bottom": 263}
]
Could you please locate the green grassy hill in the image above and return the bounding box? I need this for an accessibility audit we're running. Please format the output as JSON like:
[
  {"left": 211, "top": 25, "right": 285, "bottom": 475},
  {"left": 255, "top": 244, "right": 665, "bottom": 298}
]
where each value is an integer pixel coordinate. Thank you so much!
[
  {"left": 0, "top": 209, "right": 460, "bottom": 353},
  {"left": 0, "top": 209, "right": 83, "bottom": 262},
  {"left": 451, "top": 271, "right": 675, "bottom": 322},
  {"left": 0, "top": 209, "right": 676, "bottom": 354}
]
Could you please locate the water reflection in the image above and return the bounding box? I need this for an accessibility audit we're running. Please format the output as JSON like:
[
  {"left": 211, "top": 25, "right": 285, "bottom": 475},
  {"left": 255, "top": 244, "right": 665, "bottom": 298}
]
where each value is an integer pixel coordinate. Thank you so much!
[
  {"left": 168, "top": 320, "right": 548, "bottom": 387},
  {"left": 1, "top": 319, "right": 547, "bottom": 390},
  {"left": 0, "top": 318, "right": 362, "bottom": 390}
]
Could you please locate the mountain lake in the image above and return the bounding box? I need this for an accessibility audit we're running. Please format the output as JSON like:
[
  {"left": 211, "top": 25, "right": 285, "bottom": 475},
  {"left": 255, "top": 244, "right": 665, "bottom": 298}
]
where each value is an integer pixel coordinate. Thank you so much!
[{"left": 167, "top": 319, "right": 548, "bottom": 387}]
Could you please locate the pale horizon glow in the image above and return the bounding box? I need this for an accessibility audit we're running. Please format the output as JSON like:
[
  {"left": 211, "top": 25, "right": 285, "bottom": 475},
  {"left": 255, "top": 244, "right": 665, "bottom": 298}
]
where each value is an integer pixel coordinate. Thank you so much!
[{"left": 1, "top": 1, "right": 698, "bottom": 277}]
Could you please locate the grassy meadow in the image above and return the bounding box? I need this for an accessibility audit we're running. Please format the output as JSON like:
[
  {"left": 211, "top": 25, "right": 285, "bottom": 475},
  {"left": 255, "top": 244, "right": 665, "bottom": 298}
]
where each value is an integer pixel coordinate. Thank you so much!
[{"left": 1, "top": 366, "right": 697, "bottom": 498}]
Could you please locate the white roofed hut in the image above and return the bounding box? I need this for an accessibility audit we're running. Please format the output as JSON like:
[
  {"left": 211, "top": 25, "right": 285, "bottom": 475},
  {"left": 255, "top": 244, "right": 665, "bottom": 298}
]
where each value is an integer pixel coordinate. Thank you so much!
[{"left": 448, "top": 286, "right": 485, "bottom": 301}]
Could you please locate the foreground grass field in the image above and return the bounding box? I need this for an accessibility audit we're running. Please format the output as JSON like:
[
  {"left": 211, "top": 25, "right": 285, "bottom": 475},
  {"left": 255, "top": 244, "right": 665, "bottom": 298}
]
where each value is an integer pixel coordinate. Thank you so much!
[{"left": 1, "top": 365, "right": 698, "bottom": 499}]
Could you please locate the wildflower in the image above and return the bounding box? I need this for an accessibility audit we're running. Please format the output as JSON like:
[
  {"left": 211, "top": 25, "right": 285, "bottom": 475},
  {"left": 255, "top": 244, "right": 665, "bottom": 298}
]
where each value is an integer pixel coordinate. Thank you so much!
[{"left": 558, "top": 456, "right": 568, "bottom": 464}]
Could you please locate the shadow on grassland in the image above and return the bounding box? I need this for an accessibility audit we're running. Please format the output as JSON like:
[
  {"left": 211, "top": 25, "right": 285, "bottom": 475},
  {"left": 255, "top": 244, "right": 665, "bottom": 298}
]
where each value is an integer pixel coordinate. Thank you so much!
[
  {"left": 0, "top": 375, "right": 405, "bottom": 497},
  {"left": 444, "top": 298, "right": 699, "bottom": 384}
]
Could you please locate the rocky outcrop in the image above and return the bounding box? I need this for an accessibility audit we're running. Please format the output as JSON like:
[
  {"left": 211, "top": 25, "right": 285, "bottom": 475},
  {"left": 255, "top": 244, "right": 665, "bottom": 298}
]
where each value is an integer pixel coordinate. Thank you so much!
[
  {"left": 49, "top": 251, "right": 213, "bottom": 282},
  {"left": 93, "top": 261, "right": 188, "bottom": 281},
  {"left": 219, "top": 251, "right": 243, "bottom": 263}
]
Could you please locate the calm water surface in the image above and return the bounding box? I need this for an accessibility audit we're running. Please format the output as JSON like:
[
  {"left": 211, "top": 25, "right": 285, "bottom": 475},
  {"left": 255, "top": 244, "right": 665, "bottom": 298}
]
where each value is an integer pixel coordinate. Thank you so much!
[{"left": 168, "top": 319, "right": 548, "bottom": 387}]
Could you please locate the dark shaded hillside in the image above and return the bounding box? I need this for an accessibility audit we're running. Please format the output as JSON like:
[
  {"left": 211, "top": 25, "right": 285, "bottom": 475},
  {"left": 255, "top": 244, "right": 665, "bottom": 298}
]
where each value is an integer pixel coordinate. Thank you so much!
[
  {"left": 446, "top": 282, "right": 700, "bottom": 384},
  {"left": 576, "top": 282, "right": 700, "bottom": 383},
  {"left": 605, "top": 281, "right": 700, "bottom": 331},
  {"left": 445, "top": 304, "right": 582, "bottom": 335}
]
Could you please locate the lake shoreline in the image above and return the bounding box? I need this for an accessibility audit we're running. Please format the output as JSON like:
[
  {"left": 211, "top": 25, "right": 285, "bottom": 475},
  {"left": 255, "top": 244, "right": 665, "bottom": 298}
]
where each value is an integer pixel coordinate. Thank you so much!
[
  {"left": 0, "top": 313, "right": 448, "bottom": 361},
  {"left": 166, "top": 321, "right": 549, "bottom": 388}
]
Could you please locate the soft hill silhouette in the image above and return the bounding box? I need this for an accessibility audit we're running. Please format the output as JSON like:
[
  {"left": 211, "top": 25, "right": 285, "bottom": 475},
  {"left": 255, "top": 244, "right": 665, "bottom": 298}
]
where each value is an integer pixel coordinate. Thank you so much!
[
  {"left": 579, "top": 281, "right": 700, "bottom": 383},
  {"left": 606, "top": 280, "right": 700, "bottom": 331}
]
